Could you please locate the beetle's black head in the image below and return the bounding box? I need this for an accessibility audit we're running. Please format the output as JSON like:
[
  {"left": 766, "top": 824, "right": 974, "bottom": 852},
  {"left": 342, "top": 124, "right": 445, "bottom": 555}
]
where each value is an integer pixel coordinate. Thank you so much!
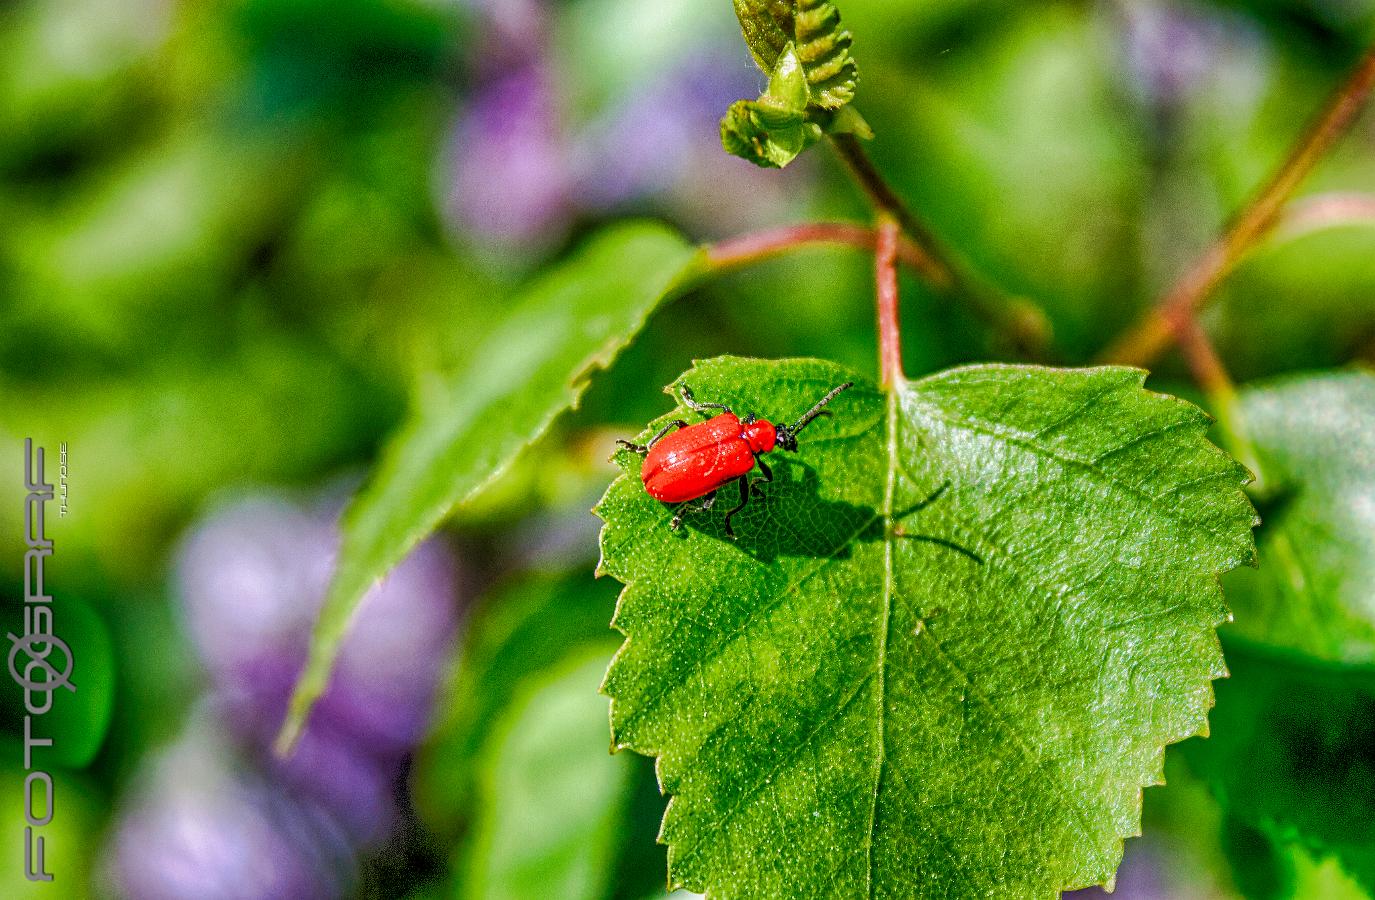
[{"left": 775, "top": 382, "right": 853, "bottom": 453}]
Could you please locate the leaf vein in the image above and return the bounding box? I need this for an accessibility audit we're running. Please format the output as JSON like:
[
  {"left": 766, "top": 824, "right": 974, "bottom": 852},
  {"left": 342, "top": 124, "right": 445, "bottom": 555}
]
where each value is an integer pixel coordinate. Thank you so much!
[{"left": 908, "top": 402, "right": 1239, "bottom": 550}]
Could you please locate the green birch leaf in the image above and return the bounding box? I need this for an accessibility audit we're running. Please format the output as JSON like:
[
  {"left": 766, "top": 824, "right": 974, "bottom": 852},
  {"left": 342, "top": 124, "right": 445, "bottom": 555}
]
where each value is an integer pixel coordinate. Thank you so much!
[
  {"left": 596, "top": 356, "right": 1256, "bottom": 897},
  {"left": 276, "top": 222, "right": 700, "bottom": 753},
  {"left": 733, "top": 0, "right": 858, "bottom": 110},
  {"left": 1222, "top": 370, "right": 1375, "bottom": 666}
]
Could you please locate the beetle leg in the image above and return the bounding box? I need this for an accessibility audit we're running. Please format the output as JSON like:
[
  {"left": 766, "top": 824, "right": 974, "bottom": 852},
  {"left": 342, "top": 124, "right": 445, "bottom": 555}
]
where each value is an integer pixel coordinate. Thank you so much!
[
  {"left": 647, "top": 420, "right": 690, "bottom": 448},
  {"left": 680, "top": 383, "right": 733, "bottom": 417},
  {"left": 670, "top": 489, "right": 717, "bottom": 530},
  {"left": 618, "top": 420, "right": 688, "bottom": 455},
  {"left": 722, "top": 475, "right": 751, "bottom": 538},
  {"left": 749, "top": 455, "right": 773, "bottom": 497}
]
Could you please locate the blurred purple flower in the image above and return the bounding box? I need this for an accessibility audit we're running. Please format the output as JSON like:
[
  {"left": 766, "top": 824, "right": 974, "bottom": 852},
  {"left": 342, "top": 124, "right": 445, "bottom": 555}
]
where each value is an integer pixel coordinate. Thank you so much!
[
  {"left": 175, "top": 491, "right": 459, "bottom": 752},
  {"left": 442, "top": 63, "right": 575, "bottom": 250},
  {"left": 1120, "top": 3, "right": 1261, "bottom": 112},
  {"left": 1121, "top": 4, "right": 1220, "bottom": 108},
  {"left": 172, "top": 487, "right": 460, "bottom": 841},
  {"left": 570, "top": 51, "right": 762, "bottom": 210},
  {"left": 106, "top": 487, "right": 461, "bottom": 898},
  {"left": 467, "top": 0, "right": 547, "bottom": 71},
  {"left": 107, "top": 710, "right": 354, "bottom": 900},
  {"left": 440, "top": 2, "right": 818, "bottom": 252}
]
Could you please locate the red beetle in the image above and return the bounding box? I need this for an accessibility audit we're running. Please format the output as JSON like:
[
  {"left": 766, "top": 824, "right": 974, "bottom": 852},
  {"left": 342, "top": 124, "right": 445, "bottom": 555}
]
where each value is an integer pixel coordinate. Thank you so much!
[{"left": 617, "top": 381, "right": 853, "bottom": 536}]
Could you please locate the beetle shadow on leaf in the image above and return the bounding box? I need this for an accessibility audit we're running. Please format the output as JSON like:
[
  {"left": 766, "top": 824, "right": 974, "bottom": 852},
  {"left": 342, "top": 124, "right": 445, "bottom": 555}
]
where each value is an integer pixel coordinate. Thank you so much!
[{"left": 676, "top": 456, "right": 879, "bottom": 564}]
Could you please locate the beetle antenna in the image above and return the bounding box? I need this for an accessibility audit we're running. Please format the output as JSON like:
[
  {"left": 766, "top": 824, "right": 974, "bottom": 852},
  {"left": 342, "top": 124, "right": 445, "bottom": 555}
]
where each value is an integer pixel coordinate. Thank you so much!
[{"left": 780, "top": 382, "right": 854, "bottom": 441}]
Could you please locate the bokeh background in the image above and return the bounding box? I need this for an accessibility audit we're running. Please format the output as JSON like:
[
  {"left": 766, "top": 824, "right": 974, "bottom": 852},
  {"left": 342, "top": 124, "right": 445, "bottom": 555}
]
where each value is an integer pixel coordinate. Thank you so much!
[{"left": 1, "top": 0, "right": 1374, "bottom": 897}]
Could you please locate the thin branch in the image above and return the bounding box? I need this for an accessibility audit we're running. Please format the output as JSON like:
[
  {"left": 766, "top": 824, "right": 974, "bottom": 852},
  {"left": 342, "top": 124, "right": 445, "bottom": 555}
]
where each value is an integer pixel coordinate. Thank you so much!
[
  {"left": 829, "top": 133, "right": 1053, "bottom": 360},
  {"left": 1175, "top": 315, "right": 1234, "bottom": 402},
  {"left": 1174, "top": 315, "right": 1266, "bottom": 492},
  {"left": 705, "top": 222, "right": 945, "bottom": 283},
  {"left": 876, "top": 215, "right": 904, "bottom": 388},
  {"left": 1101, "top": 41, "right": 1375, "bottom": 367},
  {"left": 830, "top": 134, "right": 951, "bottom": 274}
]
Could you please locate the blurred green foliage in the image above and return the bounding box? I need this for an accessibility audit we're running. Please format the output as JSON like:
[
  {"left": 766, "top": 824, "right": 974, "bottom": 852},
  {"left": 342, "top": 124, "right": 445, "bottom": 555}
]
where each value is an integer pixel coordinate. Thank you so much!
[{"left": 0, "top": 0, "right": 1374, "bottom": 896}]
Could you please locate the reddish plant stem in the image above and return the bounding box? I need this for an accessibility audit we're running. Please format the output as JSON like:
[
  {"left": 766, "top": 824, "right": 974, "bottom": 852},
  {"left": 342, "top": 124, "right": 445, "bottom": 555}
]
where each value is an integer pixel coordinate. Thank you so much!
[
  {"left": 705, "top": 222, "right": 944, "bottom": 282},
  {"left": 875, "top": 215, "right": 904, "bottom": 388},
  {"left": 1102, "top": 41, "right": 1375, "bottom": 367}
]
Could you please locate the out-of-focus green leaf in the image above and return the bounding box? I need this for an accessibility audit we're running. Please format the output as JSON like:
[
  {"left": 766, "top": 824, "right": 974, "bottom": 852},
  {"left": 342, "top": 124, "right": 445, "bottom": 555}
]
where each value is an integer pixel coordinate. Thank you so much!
[
  {"left": 0, "top": 755, "right": 100, "bottom": 898},
  {"left": 1224, "top": 371, "right": 1375, "bottom": 665},
  {"left": 415, "top": 573, "right": 669, "bottom": 900},
  {"left": 1218, "top": 231, "right": 1375, "bottom": 380},
  {"left": 597, "top": 356, "right": 1256, "bottom": 896},
  {"left": 278, "top": 222, "right": 701, "bottom": 753},
  {"left": 1184, "top": 639, "right": 1375, "bottom": 898},
  {"left": 0, "top": 595, "right": 114, "bottom": 769},
  {"left": 870, "top": 7, "right": 1144, "bottom": 357},
  {"left": 0, "top": 0, "right": 163, "bottom": 164},
  {"left": 414, "top": 573, "right": 620, "bottom": 836},
  {"left": 1192, "top": 372, "right": 1375, "bottom": 896},
  {"left": 1222, "top": 815, "right": 1297, "bottom": 900},
  {"left": 461, "top": 651, "right": 630, "bottom": 900},
  {"left": 3, "top": 132, "right": 297, "bottom": 356},
  {"left": 0, "top": 334, "right": 382, "bottom": 587},
  {"left": 1291, "top": 854, "right": 1372, "bottom": 900}
]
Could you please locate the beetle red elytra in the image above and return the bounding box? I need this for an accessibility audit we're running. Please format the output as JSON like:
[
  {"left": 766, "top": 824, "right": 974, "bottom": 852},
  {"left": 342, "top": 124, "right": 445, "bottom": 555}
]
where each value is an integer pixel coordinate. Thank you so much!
[{"left": 617, "top": 381, "right": 854, "bottom": 537}]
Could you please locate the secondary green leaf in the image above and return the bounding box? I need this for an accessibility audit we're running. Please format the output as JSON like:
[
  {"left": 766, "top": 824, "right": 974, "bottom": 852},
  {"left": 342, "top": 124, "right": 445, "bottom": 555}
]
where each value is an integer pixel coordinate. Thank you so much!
[
  {"left": 1184, "top": 639, "right": 1375, "bottom": 898},
  {"left": 415, "top": 573, "right": 624, "bottom": 837},
  {"left": 597, "top": 356, "right": 1256, "bottom": 897},
  {"left": 461, "top": 651, "right": 632, "bottom": 900},
  {"left": 1223, "top": 370, "right": 1375, "bottom": 665},
  {"left": 276, "top": 222, "right": 700, "bottom": 753},
  {"left": 1185, "top": 371, "right": 1375, "bottom": 894},
  {"left": 416, "top": 573, "right": 671, "bottom": 899}
]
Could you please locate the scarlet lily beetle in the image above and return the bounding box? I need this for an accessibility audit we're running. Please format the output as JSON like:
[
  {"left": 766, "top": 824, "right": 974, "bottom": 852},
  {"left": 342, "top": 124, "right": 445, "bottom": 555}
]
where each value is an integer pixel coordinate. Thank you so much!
[{"left": 617, "top": 381, "right": 854, "bottom": 537}]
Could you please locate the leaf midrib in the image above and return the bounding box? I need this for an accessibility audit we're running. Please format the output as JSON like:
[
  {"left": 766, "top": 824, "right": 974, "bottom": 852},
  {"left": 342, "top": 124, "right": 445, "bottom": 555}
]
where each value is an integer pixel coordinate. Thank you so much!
[{"left": 866, "top": 385, "right": 900, "bottom": 900}]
